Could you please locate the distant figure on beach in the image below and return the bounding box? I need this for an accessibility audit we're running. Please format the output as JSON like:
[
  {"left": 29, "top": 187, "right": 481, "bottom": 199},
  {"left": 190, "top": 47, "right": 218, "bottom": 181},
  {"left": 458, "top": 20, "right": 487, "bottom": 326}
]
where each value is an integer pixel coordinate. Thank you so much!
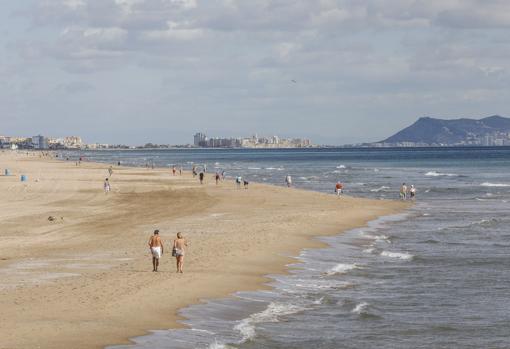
[
  {"left": 172, "top": 166, "right": 176, "bottom": 176},
  {"left": 236, "top": 176, "right": 242, "bottom": 189},
  {"left": 104, "top": 178, "right": 110, "bottom": 194},
  {"left": 410, "top": 185, "right": 416, "bottom": 200},
  {"left": 285, "top": 175, "right": 292, "bottom": 187},
  {"left": 215, "top": 172, "right": 220, "bottom": 185},
  {"left": 117, "top": 161, "right": 121, "bottom": 166},
  {"left": 400, "top": 183, "right": 407, "bottom": 200},
  {"left": 108, "top": 166, "right": 113, "bottom": 177},
  {"left": 148, "top": 229, "right": 164, "bottom": 272},
  {"left": 199, "top": 172, "right": 204, "bottom": 184},
  {"left": 192, "top": 165, "right": 197, "bottom": 178},
  {"left": 173, "top": 232, "right": 188, "bottom": 273},
  {"left": 221, "top": 170, "right": 226, "bottom": 180},
  {"left": 335, "top": 182, "right": 343, "bottom": 196},
  {"left": 244, "top": 180, "right": 249, "bottom": 189},
  {"left": 179, "top": 166, "right": 182, "bottom": 175}
]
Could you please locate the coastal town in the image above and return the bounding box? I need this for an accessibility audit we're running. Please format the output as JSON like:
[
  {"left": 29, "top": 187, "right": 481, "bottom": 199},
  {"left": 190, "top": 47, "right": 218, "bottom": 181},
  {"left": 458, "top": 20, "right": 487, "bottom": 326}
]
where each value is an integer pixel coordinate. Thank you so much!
[
  {"left": 0, "top": 133, "right": 314, "bottom": 150},
  {"left": 193, "top": 132, "right": 312, "bottom": 148}
]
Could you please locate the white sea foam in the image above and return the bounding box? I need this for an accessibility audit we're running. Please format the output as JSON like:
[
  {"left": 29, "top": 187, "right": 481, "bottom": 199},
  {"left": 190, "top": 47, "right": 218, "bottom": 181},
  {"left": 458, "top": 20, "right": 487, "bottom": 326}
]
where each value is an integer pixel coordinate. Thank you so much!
[
  {"left": 247, "top": 167, "right": 261, "bottom": 170},
  {"left": 425, "top": 171, "right": 458, "bottom": 177},
  {"left": 480, "top": 182, "right": 510, "bottom": 187},
  {"left": 207, "top": 341, "right": 234, "bottom": 349},
  {"left": 361, "top": 233, "right": 390, "bottom": 242},
  {"left": 370, "top": 186, "right": 390, "bottom": 192},
  {"left": 380, "top": 251, "right": 414, "bottom": 260},
  {"left": 325, "top": 263, "right": 359, "bottom": 275},
  {"left": 362, "top": 248, "right": 375, "bottom": 254},
  {"left": 352, "top": 302, "right": 369, "bottom": 314},
  {"left": 234, "top": 302, "right": 305, "bottom": 342},
  {"left": 336, "top": 165, "right": 346, "bottom": 169}
]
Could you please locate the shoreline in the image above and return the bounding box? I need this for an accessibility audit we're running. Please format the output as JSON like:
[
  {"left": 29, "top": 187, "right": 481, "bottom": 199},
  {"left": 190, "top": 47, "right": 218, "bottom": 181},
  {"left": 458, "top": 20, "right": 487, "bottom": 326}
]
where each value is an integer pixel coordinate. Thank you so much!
[{"left": 0, "top": 151, "right": 410, "bottom": 349}]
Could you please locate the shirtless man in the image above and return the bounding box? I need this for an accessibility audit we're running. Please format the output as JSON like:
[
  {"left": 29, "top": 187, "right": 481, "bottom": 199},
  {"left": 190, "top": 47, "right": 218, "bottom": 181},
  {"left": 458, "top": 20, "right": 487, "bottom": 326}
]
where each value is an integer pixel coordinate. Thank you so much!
[
  {"left": 148, "top": 230, "right": 164, "bottom": 272},
  {"left": 173, "top": 232, "right": 188, "bottom": 273}
]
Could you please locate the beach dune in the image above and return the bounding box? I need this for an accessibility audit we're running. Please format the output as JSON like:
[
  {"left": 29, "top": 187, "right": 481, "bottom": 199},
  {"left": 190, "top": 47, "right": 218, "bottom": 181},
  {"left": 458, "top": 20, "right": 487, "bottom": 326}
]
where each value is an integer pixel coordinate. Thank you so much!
[{"left": 0, "top": 151, "right": 407, "bottom": 349}]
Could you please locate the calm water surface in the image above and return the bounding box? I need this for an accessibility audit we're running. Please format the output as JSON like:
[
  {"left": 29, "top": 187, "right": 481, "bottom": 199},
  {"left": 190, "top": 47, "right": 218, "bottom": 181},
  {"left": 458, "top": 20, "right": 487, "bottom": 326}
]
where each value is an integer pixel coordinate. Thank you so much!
[{"left": 61, "top": 148, "right": 510, "bottom": 349}]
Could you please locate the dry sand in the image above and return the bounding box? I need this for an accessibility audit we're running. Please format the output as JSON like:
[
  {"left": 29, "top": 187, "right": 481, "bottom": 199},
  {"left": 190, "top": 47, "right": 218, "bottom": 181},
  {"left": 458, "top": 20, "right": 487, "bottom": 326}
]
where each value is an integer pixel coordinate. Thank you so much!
[{"left": 0, "top": 151, "right": 408, "bottom": 349}]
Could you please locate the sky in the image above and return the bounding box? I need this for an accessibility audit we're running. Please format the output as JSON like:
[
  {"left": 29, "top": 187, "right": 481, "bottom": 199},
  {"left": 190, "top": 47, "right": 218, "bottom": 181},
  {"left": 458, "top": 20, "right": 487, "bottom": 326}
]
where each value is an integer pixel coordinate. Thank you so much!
[{"left": 1, "top": 0, "right": 510, "bottom": 145}]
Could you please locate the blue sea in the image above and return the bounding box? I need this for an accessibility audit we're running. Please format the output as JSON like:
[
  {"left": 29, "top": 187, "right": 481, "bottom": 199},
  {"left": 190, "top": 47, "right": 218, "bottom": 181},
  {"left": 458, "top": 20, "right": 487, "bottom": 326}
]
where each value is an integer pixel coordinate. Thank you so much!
[{"left": 60, "top": 147, "right": 510, "bottom": 349}]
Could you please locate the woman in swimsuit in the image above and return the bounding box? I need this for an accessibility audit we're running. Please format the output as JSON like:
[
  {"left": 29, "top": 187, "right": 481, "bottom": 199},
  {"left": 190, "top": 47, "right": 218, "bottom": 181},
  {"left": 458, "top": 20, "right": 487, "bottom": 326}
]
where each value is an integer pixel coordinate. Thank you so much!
[{"left": 173, "top": 232, "right": 188, "bottom": 273}]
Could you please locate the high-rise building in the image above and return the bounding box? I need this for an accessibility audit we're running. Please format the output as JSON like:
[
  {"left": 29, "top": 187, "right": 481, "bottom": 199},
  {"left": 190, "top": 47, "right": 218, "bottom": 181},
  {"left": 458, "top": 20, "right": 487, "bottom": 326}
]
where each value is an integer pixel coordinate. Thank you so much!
[
  {"left": 193, "top": 133, "right": 207, "bottom": 146},
  {"left": 32, "top": 135, "right": 48, "bottom": 149}
]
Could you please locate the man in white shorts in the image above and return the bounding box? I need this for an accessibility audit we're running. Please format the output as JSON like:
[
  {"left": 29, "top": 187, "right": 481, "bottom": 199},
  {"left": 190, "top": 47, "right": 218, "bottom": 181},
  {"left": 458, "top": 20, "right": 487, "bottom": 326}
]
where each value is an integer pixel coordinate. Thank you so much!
[{"left": 148, "top": 229, "right": 164, "bottom": 272}]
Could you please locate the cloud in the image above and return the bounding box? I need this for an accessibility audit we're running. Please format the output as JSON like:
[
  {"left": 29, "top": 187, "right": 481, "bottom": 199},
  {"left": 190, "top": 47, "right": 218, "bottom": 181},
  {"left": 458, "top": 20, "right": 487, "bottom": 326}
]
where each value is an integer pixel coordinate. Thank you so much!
[
  {"left": 54, "top": 81, "right": 95, "bottom": 94},
  {"left": 4, "top": 0, "right": 510, "bottom": 144}
]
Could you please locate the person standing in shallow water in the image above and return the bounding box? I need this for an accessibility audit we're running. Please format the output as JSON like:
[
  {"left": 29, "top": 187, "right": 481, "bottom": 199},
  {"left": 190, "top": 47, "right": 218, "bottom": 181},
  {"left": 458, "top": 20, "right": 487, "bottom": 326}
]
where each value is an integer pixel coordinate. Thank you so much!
[
  {"left": 148, "top": 230, "right": 164, "bottom": 272},
  {"left": 173, "top": 232, "right": 188, "bottom": 273},
  {"left": 285, "top": 175, "right": 292, "bottom": 187},
  {"left": 410, "top": 184, "right": 416, "bottom": 200},
  {"left": 199, "top": 171, "right": 204, "bottom": 184},
  {"left": 400, "top": 183, "right": 407, "bottom": 200}
]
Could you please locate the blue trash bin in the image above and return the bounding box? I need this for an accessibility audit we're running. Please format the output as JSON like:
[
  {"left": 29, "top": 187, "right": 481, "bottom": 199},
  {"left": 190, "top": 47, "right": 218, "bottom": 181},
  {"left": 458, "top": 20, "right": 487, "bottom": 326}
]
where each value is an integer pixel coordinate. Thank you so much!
[{"left": 20, "top": 175, "right": 27, "bottom": 182}]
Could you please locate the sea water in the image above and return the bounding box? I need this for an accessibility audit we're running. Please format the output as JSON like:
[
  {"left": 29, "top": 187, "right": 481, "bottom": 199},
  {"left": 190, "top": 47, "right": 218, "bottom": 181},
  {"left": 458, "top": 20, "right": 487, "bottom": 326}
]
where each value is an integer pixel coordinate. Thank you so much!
[{"left": 61, "top": 147, "right": 510, "bottom": 349}]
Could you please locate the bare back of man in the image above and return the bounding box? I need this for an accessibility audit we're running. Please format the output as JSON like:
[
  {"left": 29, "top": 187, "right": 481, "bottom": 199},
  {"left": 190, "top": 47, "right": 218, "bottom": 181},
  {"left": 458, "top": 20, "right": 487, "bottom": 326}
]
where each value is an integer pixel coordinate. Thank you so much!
[{"left": 148, "top": 230, "right": 163, "bottom": 272}]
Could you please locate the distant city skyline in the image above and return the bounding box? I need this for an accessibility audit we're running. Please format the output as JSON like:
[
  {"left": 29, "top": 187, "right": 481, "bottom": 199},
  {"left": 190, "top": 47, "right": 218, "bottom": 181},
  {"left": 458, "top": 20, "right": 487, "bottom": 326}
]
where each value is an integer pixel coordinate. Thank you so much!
[{"left": 2, "top": 1, "right": 510, "bottom": 145}]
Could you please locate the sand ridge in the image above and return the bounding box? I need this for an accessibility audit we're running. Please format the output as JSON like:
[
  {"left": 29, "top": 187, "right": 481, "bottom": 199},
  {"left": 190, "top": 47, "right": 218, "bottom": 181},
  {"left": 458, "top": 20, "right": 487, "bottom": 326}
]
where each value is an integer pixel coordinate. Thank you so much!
[{"left": 0, "top": 151, "right": 408, "bottom": 349}]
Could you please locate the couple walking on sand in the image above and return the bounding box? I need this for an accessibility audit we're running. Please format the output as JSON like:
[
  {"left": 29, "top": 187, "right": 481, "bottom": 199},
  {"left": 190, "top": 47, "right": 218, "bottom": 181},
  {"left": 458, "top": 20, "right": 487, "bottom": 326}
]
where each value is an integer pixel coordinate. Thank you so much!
[{"left": 148, "top": 230, "right": 188, "bottom": 273}]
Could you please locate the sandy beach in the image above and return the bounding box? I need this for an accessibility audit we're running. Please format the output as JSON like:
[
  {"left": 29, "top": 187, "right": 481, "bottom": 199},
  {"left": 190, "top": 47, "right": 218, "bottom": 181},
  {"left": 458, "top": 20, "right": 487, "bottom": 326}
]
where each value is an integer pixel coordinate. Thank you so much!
[{"left": 0, "top": 151, "right": 408, "bottom": 349}]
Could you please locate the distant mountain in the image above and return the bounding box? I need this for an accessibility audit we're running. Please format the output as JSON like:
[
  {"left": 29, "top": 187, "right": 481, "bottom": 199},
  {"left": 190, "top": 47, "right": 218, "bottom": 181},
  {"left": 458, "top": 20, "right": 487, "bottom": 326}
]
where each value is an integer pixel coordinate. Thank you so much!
[{"left": 381, "top": 115, "right": 510, "bottom": 145}]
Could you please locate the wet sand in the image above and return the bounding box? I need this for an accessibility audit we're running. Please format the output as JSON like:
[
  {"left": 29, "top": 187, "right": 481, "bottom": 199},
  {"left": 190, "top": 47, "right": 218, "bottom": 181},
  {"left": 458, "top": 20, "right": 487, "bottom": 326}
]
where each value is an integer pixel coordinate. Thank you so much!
[{"left": 0, "top": 151, "right": 409, "bottom": 349}]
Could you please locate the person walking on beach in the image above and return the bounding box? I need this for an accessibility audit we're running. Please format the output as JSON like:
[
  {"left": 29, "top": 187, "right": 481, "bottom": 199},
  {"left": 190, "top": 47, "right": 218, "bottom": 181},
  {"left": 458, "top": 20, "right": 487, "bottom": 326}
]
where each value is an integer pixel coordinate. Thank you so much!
[
  {"left": 215, "top": 172, "right": 220, "bottom": 185},
  {"left": 179, "top": 166, "right": 182, "bottom": 175},
  {"left": 285, "top": 175, "right": 292, "bottom": 187},
  {"left": 172, "top": 166, "right": 176, "bottom": 176},
  {"left": 148, "top": 230, "right": 164, "bottom": 272},
  {"left": 199, "top": 171, "right": 204, "bottom": 184},
  {"left": 173, "top": 232, "right": 188, "bottom": 273},
  {"left": 103, "top": 178, "right": 110, "bottom": 194},
  {"left": 192, "top": 165, "right": 197, "bottom": 178},
  {"left": 400, "top": 183, "right": 407, "bottom": 200},
  {"left": 108, "top": 166, "right": 113, "bottom": 177},
  {"left": 243, "top": 180, "right": 249, "bottom": 189},
  {"left": 236, "top": 176, "right": 242, "bottom": 189},
  {"left": 335, "top": 181, "right": 343, "bottom": 196}
]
